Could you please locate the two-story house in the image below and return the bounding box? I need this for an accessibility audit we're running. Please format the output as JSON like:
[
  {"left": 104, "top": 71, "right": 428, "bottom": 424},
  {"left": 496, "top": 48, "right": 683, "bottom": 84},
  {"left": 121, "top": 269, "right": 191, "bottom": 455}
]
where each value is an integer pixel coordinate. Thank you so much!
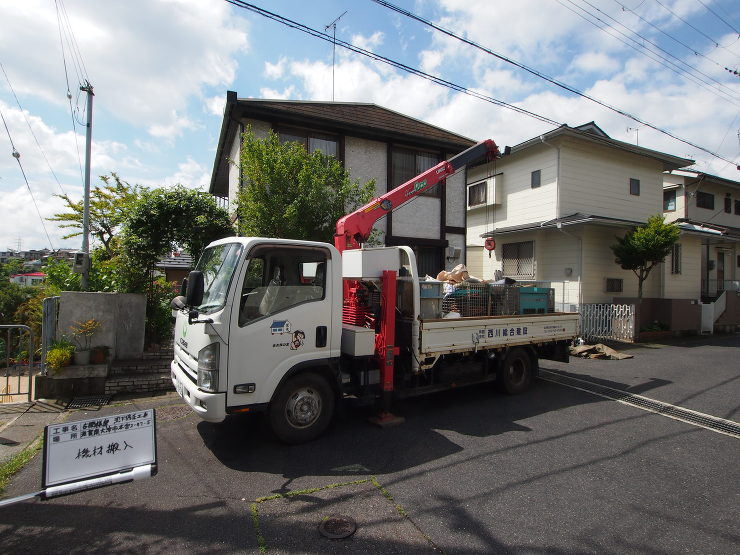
[
  {"left": 465, "top": 123, "right": 697, "bottom": 315},
  {"left": 209, "top": 91, "right": 477, "bottom": 277},
  {"left": 663, "top": 170, "right": 740, "bottom": 297}
]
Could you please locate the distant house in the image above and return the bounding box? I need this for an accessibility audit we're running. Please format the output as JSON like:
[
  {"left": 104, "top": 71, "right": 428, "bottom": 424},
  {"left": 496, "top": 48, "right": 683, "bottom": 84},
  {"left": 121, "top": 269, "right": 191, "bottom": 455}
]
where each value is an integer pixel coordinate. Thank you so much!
[
  {"left": 10, "top": 272, "right": 46, "bottom": 286},
  {"left": 466, "top": 122, "right": 696, "bottom": 313},
  {"left": 209, "top": 91, "right": 477, "bottom": 277},
  {"left": 663, "top": 170, "right": 740, "bottom": 297},
  {"left": 155, "top": 251, "right": 193, "bottom": 286}
]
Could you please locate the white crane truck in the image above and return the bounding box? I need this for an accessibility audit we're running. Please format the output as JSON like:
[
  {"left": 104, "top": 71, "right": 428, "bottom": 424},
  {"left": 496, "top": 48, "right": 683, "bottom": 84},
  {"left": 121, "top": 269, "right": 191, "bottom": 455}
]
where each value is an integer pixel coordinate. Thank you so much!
[{"left": 170, "top": 139, "right": 579, "bottom": 443}]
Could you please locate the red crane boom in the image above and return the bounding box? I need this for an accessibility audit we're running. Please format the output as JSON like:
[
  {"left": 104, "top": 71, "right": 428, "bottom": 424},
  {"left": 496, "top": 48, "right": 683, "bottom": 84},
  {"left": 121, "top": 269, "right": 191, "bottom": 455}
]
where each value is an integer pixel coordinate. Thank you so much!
[{"left": 334, "top": 139, "right": 500, "bottom": 252}]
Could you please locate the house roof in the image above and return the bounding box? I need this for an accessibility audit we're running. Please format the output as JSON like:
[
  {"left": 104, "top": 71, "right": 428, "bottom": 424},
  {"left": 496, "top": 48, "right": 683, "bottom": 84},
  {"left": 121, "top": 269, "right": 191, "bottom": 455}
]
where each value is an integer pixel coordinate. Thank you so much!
[
  {"left": 155, "top": 252, "right": 193, "bottom": 270},
  {"left": 480, "top": 212, "right": 645, "bottom": 236},
  {"left": 480, "top": 212, "right": 740, "bottom": 241},
  {"left": 667, "top": 169, "right": 740, "bottom": 191},
  {"left": 511, "top": 122, "right": 694, "bottom": 172},
  {"left": 210, "top": 91, "right": 476, "bottom": 197}
]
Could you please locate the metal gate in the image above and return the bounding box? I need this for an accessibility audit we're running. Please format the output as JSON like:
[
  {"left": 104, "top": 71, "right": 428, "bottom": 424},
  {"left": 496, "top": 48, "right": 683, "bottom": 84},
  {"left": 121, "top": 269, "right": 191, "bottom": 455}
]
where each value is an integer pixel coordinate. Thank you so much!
[
  {"left": 580, "top": 303, "right": 635, "bottom": 343},
  {"left": 0, "top": 325, "right": 36, "bottom": 402}
]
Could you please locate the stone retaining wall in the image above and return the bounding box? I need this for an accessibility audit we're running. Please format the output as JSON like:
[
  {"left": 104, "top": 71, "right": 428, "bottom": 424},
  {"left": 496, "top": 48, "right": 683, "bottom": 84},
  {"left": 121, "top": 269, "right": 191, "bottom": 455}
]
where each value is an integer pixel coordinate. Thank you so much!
[{"left": 104, "top": 373, "right": 174, "bottom": 396}]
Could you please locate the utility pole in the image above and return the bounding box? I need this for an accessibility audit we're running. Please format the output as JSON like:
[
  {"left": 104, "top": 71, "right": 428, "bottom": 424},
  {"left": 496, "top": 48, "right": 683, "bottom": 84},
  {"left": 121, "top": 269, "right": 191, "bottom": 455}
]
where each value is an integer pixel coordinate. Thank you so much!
[
  {"left": 325, "top": 11, "right": 347, "bottom": 102},
  {"left": 80, "top": 80, "right": 94, "bottom": 291}
]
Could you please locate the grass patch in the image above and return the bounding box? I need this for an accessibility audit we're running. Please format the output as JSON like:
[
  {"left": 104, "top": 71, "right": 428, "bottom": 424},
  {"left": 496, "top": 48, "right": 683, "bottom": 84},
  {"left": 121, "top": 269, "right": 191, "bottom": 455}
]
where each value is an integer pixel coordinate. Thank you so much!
[{"left": 0, "top": 437, "right": 43, "bottom": 496}]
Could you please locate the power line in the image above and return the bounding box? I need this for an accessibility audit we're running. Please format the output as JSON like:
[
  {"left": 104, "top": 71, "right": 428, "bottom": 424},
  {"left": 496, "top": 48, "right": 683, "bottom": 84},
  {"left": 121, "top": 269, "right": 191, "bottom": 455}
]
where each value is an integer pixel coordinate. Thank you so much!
[
  {"left": 559, "top": 0, "right": 739, "bottom": 105},
  {"left": 694, "top": 0, "right": 739, "bottom": 34},
  {"left": 615, "top": 0, "right": 740, "bottom": 78},
  {"left": 368, "top": 0, "right": 738, "bottom": 166},
  {"left": 653, "top": 0, "right": 734, "bottom": 52},
  {"left": 55, "top": 0, "right": 86, "bottom": 188},
  {"left": 0, "top": 61, "right": 67, "bottom": 196},
  {"left": 224, "top": 0, "right": 562, "bottom": 126},
  {"left": 0, "top": 108, "right": 55, "bottom": 250}
]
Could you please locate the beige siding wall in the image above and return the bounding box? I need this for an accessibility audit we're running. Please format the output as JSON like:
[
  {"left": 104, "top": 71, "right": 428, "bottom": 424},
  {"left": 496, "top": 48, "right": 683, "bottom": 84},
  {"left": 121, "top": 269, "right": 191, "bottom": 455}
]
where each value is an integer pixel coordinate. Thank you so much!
[
  {"left": 685, "top": 181, "right": 740, "bottom": 229},
  {"left": 661, "top": 236, "right": 702, "bottom": 299},
  {"left": 662, "top": 173, "right": 685, "bottom": 223},
  {"left": 466, "top": 144, "right": 558, "bottom": 242},
  {"left": 559, "top": 139, "right": 663, "bottom": 222},
  {"left": 581, "top": 225, "right": 661, "bottom": 303},
  {"left": 345, "top": 136, "right": 388, "bottom": 239}
]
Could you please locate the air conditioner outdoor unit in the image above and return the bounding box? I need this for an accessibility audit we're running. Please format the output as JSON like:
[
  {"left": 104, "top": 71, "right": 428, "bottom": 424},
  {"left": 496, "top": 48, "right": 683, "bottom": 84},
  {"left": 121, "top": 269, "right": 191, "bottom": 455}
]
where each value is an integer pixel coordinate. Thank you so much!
[{"left": 446, "top": 246, "right": 461, "bottom": 260}]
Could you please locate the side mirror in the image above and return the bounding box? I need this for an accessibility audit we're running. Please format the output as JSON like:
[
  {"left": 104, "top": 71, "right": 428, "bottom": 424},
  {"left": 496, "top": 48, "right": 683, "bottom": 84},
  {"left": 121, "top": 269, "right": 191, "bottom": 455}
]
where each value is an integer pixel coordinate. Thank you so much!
[{"left": 185, "top": 270, "right": 204, "bottom": 307}]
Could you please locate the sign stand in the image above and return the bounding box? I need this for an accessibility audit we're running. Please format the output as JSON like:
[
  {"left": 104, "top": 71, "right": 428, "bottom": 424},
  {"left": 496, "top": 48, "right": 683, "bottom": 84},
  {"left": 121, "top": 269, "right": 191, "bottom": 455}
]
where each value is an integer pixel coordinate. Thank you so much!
[{"left": 0, "top": 409, "right": 157, "bottom": 507}]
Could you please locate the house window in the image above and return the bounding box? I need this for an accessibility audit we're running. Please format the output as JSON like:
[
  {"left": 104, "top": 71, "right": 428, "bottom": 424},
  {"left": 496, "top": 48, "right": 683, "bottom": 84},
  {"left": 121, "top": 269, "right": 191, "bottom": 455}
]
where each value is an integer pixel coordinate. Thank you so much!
[
  {"left": 671, "top": 243, "right": 682, "bottom": 275},
  {"left": 531, "top": 169, "right": 541, "bottom": 189},
  {"left": 735, "top": 199, "right": 740, "bottom": 215},
  {"left": 502, "top": 241, "right": 534, "bottom": 278},
  {"left": 696, "top": 191, "right": 714, "bottom": 209},
  {"left": 725, "top": 194, "right": 732, "bottom": 213},
  {"left": 391, "top": 148, "right": 440, "bottom": 196},
  {"left": 605, "top": 278, "right": 623, "bottom": 293},
  {"left": 663, "top": 190, "right": 676, "bottom": 211},
  {"left": 629, "top": 178, "right": 640, "bottom": 196},
  {"left": 467, "top": 182, "right": 486, "bottom": 207},
  {"left": 414, "top": 246, "right": 443, "bottom": 278},
  {"left": 278, "top": 128, "right": 338, "bottom": 158}
]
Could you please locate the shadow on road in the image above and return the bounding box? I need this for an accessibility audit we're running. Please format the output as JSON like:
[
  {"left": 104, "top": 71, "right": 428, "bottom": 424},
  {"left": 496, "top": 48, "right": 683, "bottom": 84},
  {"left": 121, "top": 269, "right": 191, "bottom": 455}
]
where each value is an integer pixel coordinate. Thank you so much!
[{"left": 195, "top": 368, "right": 668, "bottom": 486}]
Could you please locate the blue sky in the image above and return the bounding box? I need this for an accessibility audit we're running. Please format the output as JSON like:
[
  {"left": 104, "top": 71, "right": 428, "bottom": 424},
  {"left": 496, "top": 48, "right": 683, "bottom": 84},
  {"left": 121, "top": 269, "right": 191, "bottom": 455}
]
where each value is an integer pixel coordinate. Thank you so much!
[{"left": 1, "top": 0, "right": 739, "bottom": 251}]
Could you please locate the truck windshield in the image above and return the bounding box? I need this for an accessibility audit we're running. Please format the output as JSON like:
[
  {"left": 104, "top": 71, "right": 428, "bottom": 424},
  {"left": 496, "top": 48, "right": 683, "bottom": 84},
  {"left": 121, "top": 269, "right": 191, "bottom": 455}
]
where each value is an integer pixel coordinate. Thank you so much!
[{"left": 195, "top": 243, "right": 243, "bottom": 313}]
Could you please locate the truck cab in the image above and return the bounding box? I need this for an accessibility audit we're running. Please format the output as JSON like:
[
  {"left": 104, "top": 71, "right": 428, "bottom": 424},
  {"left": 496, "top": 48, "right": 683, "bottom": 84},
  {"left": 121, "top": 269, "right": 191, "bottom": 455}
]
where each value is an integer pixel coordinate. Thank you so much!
[{"left": 171, "top": 237, "right": 343, "bottom": 441}]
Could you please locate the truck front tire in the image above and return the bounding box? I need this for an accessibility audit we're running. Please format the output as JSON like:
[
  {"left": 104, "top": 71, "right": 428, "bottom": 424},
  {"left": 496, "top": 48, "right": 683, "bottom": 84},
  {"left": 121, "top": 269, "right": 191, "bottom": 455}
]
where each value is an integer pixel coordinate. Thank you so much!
[
  {"left": 268, "top": 373, "right": 335, "bottom": 444},
  {"left": 497, "top": 348, "right": 533, "bottom": 395}
]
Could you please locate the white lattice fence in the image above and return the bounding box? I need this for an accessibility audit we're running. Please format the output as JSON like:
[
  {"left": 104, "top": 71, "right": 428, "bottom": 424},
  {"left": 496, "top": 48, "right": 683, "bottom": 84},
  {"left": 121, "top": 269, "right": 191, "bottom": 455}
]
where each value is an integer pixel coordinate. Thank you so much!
[{"left": 580, "top": 304, "right": 635, "bottom": 343}]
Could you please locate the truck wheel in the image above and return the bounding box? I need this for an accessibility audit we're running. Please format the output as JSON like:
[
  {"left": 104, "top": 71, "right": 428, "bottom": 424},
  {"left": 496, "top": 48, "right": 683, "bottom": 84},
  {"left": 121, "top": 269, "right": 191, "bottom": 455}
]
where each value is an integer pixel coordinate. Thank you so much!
[
  {"left": 268, "top": 373, "right": 335, "bottom": 444},
  {"left": 497, "top": 348, "right": 533, "bottom": 395}
]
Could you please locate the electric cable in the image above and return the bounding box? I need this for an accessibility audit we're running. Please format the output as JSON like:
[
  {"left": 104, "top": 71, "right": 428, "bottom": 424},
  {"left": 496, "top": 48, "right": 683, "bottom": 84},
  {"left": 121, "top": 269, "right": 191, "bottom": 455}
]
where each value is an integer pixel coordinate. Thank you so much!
[
  {"left": 367, "top": 0, "right": 738, "bottom": 166},
  {"left": 55, "top": 0, "right": 85, "bottom": 188},
  {"left": 0, "top": 61, "right": 67, "bottom": 195},
  {"left": 694, "top": 0, "right": 739, "bottom": 35},
  {"left": 225, "top": 0, "right": 561, "bottom": 126},
  {"left": 1, "top": 108, "right": 56, "bottom": 250},
  {"left": 560, "top": 0, "right": 739, "bottom": 104},
  {"left": 654, "top": 0, "right": 734, "bottom": 52}
]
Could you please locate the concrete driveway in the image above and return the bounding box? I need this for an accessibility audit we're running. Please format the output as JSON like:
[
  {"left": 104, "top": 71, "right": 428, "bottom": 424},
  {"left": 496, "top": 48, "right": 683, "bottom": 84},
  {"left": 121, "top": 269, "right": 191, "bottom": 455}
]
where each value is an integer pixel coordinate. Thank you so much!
[{"left": 1, "top": 335, "right": 738, "bottom": 553}]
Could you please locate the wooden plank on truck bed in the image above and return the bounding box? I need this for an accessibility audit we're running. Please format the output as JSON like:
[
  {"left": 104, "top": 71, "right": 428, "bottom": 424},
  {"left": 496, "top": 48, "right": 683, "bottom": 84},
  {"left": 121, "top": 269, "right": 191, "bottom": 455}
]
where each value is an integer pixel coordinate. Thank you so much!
[{"left": 419, "top": 313, "right": 579, "bottom": 355}]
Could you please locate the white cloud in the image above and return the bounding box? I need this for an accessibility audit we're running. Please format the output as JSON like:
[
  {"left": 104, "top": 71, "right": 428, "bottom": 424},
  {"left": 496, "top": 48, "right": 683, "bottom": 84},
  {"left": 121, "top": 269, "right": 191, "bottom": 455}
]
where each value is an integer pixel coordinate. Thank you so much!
[
  {"left": 157, "top": 157, "right": 211, "bottom": 189},
  {"left": 571, "top": 52, "right": 621, "bottom": 75},
  {"left": 351, "top": 31, "right": 384, "bottom": 52},
  {"left": 205, "top": 95, "right": 227, "bottom": 117},
  {"left": 147, "top": 112, "right": 200, "bottom": 140},
  {"left": 265, "top": 58, "right": 287, "bottom": 79},
  {"left": 0, "top": 0, "right": 249, "bottom": 138}
]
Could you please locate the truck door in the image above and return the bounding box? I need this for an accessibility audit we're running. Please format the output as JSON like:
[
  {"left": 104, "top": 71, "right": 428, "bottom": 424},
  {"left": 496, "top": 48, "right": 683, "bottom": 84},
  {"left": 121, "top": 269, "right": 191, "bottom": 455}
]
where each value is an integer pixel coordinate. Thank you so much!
[{"left": 227, "top": 244, "right": 334, "bottom": 408}]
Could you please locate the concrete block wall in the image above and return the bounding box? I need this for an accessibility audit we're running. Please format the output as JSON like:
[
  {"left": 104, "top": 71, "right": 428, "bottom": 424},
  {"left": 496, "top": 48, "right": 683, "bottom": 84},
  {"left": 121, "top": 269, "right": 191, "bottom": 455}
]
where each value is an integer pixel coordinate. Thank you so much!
[{"left": 57, "top": 292, "right": 146, "bottom": 359}]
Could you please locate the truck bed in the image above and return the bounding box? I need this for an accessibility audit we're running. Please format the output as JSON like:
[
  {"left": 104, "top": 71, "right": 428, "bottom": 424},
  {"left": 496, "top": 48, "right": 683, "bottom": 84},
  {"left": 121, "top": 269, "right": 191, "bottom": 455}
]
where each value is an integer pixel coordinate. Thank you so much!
[{"left": 419, "top": 312, "right": 580, "bottom": 358}]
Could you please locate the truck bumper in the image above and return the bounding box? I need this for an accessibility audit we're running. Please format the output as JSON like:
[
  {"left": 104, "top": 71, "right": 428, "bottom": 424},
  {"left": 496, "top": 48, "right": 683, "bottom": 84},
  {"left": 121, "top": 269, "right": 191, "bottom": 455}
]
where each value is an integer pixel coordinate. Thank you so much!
[{"left": 171, "top": 360, "right": 226, "bottom": 422}]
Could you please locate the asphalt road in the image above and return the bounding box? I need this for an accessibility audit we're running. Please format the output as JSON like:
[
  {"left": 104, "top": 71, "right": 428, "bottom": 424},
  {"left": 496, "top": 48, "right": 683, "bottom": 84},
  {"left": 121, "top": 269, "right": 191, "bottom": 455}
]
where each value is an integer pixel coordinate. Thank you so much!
[{"left": 1, "top": 334, "right": 738, "bottom": 554}]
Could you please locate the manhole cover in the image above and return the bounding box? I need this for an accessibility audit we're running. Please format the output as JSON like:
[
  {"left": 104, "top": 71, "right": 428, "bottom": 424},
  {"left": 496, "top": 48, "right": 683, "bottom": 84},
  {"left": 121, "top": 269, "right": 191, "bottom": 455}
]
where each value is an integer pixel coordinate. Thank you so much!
[{"left": 318, "top": 515, "right": 357, "bottom": 539}]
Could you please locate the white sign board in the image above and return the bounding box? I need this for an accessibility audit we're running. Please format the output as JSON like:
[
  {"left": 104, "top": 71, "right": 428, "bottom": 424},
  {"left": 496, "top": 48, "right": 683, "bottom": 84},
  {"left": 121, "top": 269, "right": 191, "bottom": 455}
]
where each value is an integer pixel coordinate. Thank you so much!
[{"left": 43, "top": 409, "right": 157, "bottom": 488}]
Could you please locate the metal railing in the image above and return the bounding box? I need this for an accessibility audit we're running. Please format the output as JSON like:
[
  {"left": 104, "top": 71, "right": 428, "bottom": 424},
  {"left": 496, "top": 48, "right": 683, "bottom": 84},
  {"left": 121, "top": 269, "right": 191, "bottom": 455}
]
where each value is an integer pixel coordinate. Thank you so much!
[
  {"left": 0, "top": 324, "right": 36, "bottom": 402},
  {"left": 580, "top": 303, "right": 635, "bottom": 343},
  {"left": 702, "top": 279, "right": 740, "bottom": 298}
]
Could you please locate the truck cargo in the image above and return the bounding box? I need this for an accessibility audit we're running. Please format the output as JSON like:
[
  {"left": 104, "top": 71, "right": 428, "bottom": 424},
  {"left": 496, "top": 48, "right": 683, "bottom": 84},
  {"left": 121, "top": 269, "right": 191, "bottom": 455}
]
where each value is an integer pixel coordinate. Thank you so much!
[{"left": 170, "top": 139, "right": 579, "bottom": 443}]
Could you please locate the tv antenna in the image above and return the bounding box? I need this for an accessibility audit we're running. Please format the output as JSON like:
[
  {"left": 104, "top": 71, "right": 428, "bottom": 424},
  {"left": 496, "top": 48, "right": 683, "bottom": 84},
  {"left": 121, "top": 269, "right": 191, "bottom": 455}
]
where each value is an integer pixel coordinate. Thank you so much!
[
  {"left": 325, "top": 10, "right": 347, "bottom": 101},
  {"left": 627, "top": 126, "right": 640, "bottom": 146}
]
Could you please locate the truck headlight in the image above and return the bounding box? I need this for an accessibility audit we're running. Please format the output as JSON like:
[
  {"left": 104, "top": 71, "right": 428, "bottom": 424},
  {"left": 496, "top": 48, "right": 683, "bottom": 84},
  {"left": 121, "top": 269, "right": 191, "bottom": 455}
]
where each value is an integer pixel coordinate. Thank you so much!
[{"left": 197, "top": 343, "right": 219, "bottom": 392}]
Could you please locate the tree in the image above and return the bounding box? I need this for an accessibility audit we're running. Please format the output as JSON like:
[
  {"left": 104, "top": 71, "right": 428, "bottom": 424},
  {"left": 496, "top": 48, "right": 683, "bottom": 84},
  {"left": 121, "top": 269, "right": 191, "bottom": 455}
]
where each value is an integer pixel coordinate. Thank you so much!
[
  {"left": 235, "top": 129, "right": 375, "bottom": 242},
  {"left": 121, "top": 186, "right": 234, "bottom": 282},
  {"left": 47, "top": 173, "right": 140, "bottom": 256},
  {"left": 611, "top": 214, "right": 680, "bottom": 299},
  {"left": 120, "top": 186, "right": 234, "bottom": 344}
]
